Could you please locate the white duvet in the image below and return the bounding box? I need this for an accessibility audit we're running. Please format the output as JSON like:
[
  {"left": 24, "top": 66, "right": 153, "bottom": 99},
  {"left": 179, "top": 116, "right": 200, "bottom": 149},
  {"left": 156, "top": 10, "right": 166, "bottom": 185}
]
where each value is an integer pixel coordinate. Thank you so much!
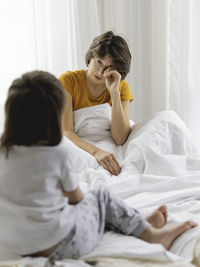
[
  {"left": 72, "top": 104, "right": 200, "bottom": 263},
  {"left": 1, "top": 103, "right": 200, "bottom": 267}
]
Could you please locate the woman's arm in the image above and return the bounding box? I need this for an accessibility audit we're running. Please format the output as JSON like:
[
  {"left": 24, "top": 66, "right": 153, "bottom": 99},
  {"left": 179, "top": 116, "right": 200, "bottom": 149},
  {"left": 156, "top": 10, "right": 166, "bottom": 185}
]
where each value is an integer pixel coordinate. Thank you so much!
[
  {"left": 62, "top": 91, "right": 121, "bottom": 175},
  {"left": 111, "top": 97, "right": 131, "bottom": 145},
  {"left": 104, "top": 70, "right": 131, "bottom": 145}
]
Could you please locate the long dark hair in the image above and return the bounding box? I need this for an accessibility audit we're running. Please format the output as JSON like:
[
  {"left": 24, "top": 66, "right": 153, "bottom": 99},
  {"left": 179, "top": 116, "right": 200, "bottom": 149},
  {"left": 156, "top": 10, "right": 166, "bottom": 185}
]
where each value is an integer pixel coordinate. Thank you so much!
[
  {"left": 0, "top": 70, "right": 66, "bottom": 156},
  {"left": 85, "top": 31, "right": 131, "bottom": 80}
]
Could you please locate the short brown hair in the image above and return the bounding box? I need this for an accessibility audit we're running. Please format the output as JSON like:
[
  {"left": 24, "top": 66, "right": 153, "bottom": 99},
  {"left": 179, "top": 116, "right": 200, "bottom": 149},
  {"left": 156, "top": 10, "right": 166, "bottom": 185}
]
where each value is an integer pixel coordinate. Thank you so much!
[
  {"left": 0, "top": 70, "right": 66, "bottom": 155},
  {"left": 85, "top": 31, "right": 131, "bottom": 80}
]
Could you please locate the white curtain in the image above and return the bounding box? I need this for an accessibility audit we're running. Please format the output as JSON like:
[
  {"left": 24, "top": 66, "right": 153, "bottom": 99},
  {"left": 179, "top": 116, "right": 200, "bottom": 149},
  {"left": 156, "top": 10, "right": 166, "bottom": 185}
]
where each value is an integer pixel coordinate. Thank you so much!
[
  {"left": 0, "top": 0, "right": 103, "bottom": 133},
  {"left": 168, "top": 0, "right": 200, "bottom": 149},
  {"left": 0, "top": 0, "right": 200, "bottom": 149},
  {"left": 93, "top": 0, "right": 200, "bottom": 149},
  {"left": 0, "top": 0, "right": 37, "bottom": 131}
]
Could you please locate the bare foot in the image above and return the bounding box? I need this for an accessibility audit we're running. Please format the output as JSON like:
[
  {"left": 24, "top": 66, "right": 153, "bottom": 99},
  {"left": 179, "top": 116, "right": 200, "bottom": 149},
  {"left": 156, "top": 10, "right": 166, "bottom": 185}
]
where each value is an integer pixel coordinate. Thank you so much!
[
  {"left": 140, "top": 221, "right": 197, "bottom": 250},
  {"left": 147, "top": 205, "right": 168, "bottom": 228}
]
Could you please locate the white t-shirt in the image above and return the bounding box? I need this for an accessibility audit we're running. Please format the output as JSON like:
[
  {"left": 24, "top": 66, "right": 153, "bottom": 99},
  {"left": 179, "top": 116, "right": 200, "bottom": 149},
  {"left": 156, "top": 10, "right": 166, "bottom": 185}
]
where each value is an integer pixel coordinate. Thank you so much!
[{"left": 0, "top": 137, "right": 86, "bottom": 256}]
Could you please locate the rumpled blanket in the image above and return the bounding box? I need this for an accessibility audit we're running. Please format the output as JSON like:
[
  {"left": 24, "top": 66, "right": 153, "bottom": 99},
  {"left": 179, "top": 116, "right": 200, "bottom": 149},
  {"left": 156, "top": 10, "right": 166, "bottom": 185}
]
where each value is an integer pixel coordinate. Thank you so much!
[{"left": 70, "top": 103, "right": 200, "bottom": 262}]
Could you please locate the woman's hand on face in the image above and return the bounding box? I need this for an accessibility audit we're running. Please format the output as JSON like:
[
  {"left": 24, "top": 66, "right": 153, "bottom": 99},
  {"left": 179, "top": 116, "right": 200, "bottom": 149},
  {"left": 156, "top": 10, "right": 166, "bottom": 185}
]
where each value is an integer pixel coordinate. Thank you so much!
[
  {"left": 94, "top": 148, "right": 121, "bottom": 176},
  {"left": 104, "top": 69, "right": 121, "bottom": 96}
]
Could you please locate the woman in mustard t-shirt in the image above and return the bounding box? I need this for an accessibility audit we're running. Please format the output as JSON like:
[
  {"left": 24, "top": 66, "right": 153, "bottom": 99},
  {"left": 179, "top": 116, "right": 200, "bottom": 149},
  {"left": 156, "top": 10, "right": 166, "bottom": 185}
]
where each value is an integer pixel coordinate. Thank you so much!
[{"left": 59, "top": 31, "right": 133, "bottom": 176}]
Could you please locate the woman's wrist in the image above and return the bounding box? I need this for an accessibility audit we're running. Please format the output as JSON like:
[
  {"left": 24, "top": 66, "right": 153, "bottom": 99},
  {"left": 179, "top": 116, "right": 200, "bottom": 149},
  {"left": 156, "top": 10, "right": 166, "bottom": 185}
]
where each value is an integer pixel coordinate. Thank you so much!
[
  {"left": 90, "top": 145, "right": 101, "bottom": 157},
  {"left": 110, "top": 90, "right": 120, "bottom": 102}
]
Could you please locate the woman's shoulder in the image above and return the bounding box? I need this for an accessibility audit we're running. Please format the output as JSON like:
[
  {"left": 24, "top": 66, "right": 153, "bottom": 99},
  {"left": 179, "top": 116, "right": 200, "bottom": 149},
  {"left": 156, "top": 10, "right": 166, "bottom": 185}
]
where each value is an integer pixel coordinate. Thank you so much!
[
  {"left": 119, "top": 79, "right": 129, "bottom": 87},
  {"left": 119, "top": 79, "right": 131, "bottom": 92},
  {"left": 59, "top": 70, "right": 86, "bottom": 97},
  {"left": 119, "top": 79, "right": 133, "bottom": 101},
  {"left": 59, "top": 69, "right": 85, "bottom": 82}
]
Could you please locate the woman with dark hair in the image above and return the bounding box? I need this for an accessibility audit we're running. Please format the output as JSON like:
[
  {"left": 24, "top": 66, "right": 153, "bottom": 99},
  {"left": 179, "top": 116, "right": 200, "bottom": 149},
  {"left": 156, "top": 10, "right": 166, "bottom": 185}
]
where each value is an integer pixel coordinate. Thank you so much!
[
  {"left": 0, "top": 71, "right": 196, "bottom": 265},
  {"left": 59, "top": 31, "right": 133, "bottom": 176}
]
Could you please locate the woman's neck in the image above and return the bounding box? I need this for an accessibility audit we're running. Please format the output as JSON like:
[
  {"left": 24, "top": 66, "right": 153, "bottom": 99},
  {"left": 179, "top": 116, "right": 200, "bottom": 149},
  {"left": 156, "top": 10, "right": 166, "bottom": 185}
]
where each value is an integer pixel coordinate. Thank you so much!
[{"left": 85, "top": 70, "right": 106, "bottom": 98}]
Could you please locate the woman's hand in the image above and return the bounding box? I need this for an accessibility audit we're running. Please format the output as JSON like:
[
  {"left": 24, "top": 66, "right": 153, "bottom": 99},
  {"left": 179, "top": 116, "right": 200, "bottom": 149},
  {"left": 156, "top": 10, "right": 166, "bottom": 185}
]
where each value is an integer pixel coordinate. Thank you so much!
[
  {"left": 104, "top": 69, "right": 121, "bottom": 96},
  {"left": 93, "top": 148, "right": 121, "bottom": 176}
]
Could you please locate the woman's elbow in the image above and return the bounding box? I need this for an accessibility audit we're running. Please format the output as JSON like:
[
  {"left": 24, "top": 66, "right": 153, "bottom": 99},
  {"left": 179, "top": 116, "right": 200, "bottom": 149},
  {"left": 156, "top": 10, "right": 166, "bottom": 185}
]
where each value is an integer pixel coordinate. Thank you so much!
[
  {"left": 114, "top": 137, "right": 127, "bottom": 146},
  {"left": 62, "top": 120, "right": 74, "bottom": 136},
  {"left": 112, "top": 128, "right": 131, "bottom": 145},
  {"left": 63, "top": 129, "right": 74, "bottom": 138}
]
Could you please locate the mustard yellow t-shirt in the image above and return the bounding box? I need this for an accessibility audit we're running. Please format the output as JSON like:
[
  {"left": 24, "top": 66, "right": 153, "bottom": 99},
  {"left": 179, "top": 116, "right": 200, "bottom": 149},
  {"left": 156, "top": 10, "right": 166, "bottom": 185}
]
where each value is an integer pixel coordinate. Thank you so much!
[{"left": 59, "top": 70, "right": 133, "bottom": 111}]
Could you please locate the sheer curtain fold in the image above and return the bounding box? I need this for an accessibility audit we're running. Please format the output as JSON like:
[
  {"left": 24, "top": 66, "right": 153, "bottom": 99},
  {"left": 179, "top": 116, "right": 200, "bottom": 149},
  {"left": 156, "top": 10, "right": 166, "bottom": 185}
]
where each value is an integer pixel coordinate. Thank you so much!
[
  {"left": 168, "top": 0, "right": 191, "bottom": 123},
  {"left": 169, "top": 0, "right": 200, "bottom": 148},
  {"left": 66, "top": 0, "right": 103, "bottom": 70},
  {"left": 0, "top": 0, "right": 38, "bottom": 132}
]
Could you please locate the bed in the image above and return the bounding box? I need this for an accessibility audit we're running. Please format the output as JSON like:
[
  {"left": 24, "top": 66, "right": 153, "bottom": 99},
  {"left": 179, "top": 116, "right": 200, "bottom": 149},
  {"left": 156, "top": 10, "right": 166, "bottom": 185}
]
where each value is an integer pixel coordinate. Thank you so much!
[{"left": 1, "top": 103, "right": 200, "bottom": 267}]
